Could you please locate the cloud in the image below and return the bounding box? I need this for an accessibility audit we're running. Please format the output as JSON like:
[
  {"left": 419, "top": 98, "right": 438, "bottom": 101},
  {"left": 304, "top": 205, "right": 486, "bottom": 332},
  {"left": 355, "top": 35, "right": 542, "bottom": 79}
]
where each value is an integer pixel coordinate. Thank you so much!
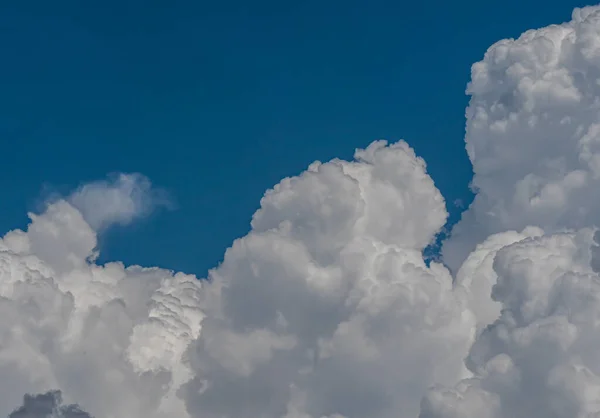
[
  {"left": 453, "top": 226, "right": 544, "bottom": 331},
  {"left": 421, "top": 229, "right": 600, "bottom": 418},
  {"left": 422, "top": 7, "right": 600, "bottom": 417},
  {"left": 442, "top": 5, "right": 600, "bottom": 272},
  {"left": 68, "top": 173, "right": 171, "bottom": 232},
  {"left": 6, "top": 4, "right": 600, "bottom": 418},
  {"left": 0, "top": 141, "right": 475, "bottom": 418},
  {"left": 9, "top": 391, "right": 92, "bottom": 418},
  {"left": 181, "top": 141, "right": 473, "bottom": 418},
  {"left": 0, "top": 191, "right": 200, "bottom": 417}
]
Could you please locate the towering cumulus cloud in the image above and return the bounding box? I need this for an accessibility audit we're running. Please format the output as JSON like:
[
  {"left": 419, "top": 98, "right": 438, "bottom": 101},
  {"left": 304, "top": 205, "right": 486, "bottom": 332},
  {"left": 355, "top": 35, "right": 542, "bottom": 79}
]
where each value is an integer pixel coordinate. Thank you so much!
[
  {"left": 424, "top": 5, "right": 600, "bottom": 418},
  {"left": 443, "top": 5, "right": 600, "bottom": 271},
  {"left": 0, "top": 142, "right": 474, "bottom": 418},
  {"left": 181, "top": 141, "right": 473, "bottom": 418},
  {"left": 6, "top": 4, "right": 600, "bottom": 418}
]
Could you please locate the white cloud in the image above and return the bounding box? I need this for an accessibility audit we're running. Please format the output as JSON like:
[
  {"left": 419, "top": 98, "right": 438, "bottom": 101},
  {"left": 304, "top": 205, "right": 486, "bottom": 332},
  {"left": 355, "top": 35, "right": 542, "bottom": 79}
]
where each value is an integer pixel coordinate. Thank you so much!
[
  {"left": 454, "top": 226, "right": 543, "bottom": 331},
  {"left": 443, "top": 5, "right": 600, "bottom": 271},
  {"left": 422, "top": 229, "right": 600, "bottom": 418},
  {"left": 424, "top": 6, "right": 600, "bottom": 417},
  {"left": 182, "top": 141, "right": 473, "bottom": 418},
  {"left": 68, "top": 173, "right": 171, "bottom": 232},
  {"left": 7, "top": 4, "right": 600, "bottom": 418},
  {"left": 0, "top": 141, "right": 476, "bottom": 418},
  {"left": 0, "top": 197, "right": 201, "bottom": 418}
]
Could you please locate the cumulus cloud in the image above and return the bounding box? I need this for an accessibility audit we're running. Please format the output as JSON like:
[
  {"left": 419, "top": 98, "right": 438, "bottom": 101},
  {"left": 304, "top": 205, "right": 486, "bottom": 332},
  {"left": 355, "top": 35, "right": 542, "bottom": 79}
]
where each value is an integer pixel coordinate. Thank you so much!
[
  {"left": 7, "top": 4, "right": 600, "bottom": 418},
  {"left": 453, "top": 226, "right": 544, "bottom": 330},
  {"left": 9, "top": 391, "right": 92, "bottom": 418},
  {"left": 424, "top": 6, "right": 600, "bottom": 417},
  {"left": 182, "top": 141, "right": 473, "bottom": 418},
  {"left": 0, "top": 195, "right": 201, "bottom": 417},
  {"left": 68, "top": 173, "right": 171, "bottom": 231},
  {"left": 422, "top": 229, "right": 600, "bottom": 418},
  {"left": 443, "top": 5, "right": 600, "bottom": 271},
  {"left": 0, "top": 140, "right": 475, "bottom": 418}
]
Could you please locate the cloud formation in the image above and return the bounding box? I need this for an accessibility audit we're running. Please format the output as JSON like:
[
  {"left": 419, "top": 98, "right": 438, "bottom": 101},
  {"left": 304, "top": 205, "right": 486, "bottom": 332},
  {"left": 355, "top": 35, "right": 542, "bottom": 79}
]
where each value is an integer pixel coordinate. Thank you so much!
[
  {"left": 181, "top": 141, "right": 473, "bottom": 418},
  {"left": 68, "top": 173, "right": 171, "bottom": 232},
  {"left": 0, "top": 189, "right": 200, "bottom": 417},
  {"left": 0, "top": 142, "right": 474, "bottom": 418},
  {"left": 5, "top": 4, "right": 600, "bottom": 418},
  {"left": 427, "top": 6, "right": 600, "bottom": 417},
  {"left": 422, "top": 229, "right": 600, "bottom": 418},
  {"left": 443, "top": 5, "right": 600, "bottom": 271},
  {"left": 9, "top": 391, "right": 92, "bottom": 418}
]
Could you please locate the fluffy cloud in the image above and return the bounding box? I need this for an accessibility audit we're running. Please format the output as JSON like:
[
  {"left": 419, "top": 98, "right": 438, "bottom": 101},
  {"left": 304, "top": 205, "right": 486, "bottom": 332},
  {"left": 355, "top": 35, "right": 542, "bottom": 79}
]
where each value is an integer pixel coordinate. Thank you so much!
[
  {"left": 422, "top": 229, "right": 600, "bottom": 418},
  {"left": 426, "top": 6, "right": 600, "bottom": 417},
  {"left": 453, "top": 226, "right": 543, "bottom": 330},
  {"left": 181, "top": 141, "right": 474, "bottom": 418},
  {"left": 0, "top": 141, "right": 475, "bottom": 418},
  {"left": 0, "top": 182, "right": 201, "bottom": 418},
  {"left": 443, "top": 5, "right": 600, "bottom": 271},
  {"left": 7, "top": 5, "right": 600, "bottom": 418},
  {"left": 68, "top": 173, "right": 171, "bottom": 232}
]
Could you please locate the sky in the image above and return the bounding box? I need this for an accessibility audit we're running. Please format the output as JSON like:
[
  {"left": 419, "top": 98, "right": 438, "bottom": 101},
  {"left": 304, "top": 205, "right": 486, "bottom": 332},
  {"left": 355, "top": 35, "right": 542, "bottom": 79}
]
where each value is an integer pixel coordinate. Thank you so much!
[
  {"left": 0, "top": 0, "right": 588, "bottom": 275},
  {"left": 7, "top": 2, "right": 600, "bottom": 418}
]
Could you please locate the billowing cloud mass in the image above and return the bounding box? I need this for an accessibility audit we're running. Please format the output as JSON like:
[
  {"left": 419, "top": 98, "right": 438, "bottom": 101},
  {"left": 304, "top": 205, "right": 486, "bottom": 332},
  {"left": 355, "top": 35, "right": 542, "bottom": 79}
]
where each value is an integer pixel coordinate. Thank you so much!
[
  {"left": 421, "top": 229, "right": 600, "bottom": 418},
  {"left": 427, "top": 5, "right": 600, "bottom": 417},
  {"left": 181, "top": 141, "right": 473, "bottom": 418},
  {"left": 0, "top": 142, "right": 475, "bottom": 418},
  {"left": 5, "top": 5, "right": 600, "bottom": 418},
  {"left": 0, "top": 193, "right": 202, "bottom": 417},
  {"left": 453, "top": 226, "right": 544, "bottom": 330},
  {"left": 443, "top": 5, "right": 600, "bottom": 272}
]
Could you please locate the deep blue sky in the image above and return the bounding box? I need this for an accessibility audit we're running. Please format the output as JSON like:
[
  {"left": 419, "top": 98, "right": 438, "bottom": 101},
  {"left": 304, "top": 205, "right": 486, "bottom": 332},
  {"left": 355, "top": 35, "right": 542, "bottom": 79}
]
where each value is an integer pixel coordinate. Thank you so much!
[{"left": 0, "top": 0, "right": 589, "bottom": 276}]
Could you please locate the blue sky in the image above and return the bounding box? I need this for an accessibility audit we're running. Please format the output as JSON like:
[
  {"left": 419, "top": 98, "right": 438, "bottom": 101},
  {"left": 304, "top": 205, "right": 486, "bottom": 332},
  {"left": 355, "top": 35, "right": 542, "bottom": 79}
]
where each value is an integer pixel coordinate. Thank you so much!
[{"left": 0, "top": 0, "right": 587, "bottom": 276}]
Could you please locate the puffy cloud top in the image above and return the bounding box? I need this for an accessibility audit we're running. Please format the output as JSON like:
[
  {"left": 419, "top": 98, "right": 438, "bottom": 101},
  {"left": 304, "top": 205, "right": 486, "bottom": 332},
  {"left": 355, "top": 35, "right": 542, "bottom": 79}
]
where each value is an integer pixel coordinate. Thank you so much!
[
  {"left": 444, "top": 5, "right": 600, "bottom": 271},
  {"left": 422, "top": 229, "right": 600, "bottom": 418},
  {"left": 7, "top": 5, "right": 600, "bottom": 418},
  {"left": 0, "top": 141, "right": 471, "bottom": 418},
  {"left": 251, "top": 140, "right": 447, "bottom": 253},
  {"left": 0, "top": 192, "right": 201, "bottom": 417},
  {"left": 182, "top": 141, "right": 471, "bottom": 418}
]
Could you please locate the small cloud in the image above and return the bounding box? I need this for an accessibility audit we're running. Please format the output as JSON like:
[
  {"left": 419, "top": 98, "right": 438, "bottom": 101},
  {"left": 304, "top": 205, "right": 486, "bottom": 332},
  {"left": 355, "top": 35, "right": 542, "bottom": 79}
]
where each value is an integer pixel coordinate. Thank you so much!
[
  {"left": 9, "top": 391, "right": 93, "bottom": 418},
  {"left": 68, "top": 172, "right": 173, "bottom": 231}
]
